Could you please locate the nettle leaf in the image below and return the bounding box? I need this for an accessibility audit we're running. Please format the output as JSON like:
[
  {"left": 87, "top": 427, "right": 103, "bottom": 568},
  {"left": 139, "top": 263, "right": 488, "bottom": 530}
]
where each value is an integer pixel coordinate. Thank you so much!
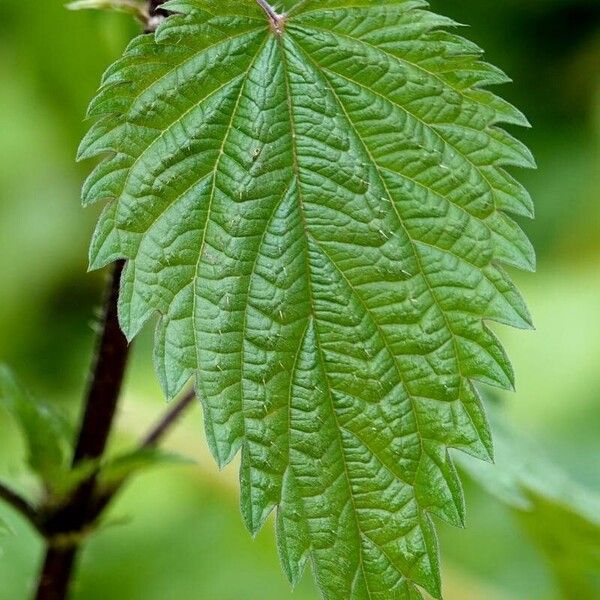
[
  {"left": 81, "top": 1, "right": 534, "bottom": 597},
  {"left": 458, "top": 418, "right": 600, "bottom": 599}
]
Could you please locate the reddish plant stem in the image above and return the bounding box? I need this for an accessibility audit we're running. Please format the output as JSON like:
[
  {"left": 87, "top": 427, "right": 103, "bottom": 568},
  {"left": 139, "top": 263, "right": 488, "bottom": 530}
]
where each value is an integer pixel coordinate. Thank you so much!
[
  {"left": 72, "top": 261, "right": 129, "bottom": 467},
  {"left": 34, "top": 549, "right": 78, "bottom": 600},
  {"left": 87, "top": 387, "right": 197, "bottom": 520},
  {"left": 34, "top": 260, "right": 130, "bottom": 600},
  {"left": 141, "top": 388, "right": 196, "bottom": 448},
  {"left": 31, "top": 259, "right": 196, "bottom": 600}
]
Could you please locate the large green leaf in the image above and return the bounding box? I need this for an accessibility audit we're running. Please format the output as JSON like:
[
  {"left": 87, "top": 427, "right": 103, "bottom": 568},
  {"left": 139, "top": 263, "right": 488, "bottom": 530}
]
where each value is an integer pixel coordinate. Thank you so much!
[{"left": 80, "top": 1, "right": 534, "bottom": 597}]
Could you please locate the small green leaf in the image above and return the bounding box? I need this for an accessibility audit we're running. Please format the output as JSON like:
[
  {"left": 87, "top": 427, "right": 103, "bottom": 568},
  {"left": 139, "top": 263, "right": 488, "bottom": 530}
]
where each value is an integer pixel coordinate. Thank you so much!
[
  {"left": 47, "top": 458, "right": 101, "bottom": 500},
  {"left": 458, "top": 417, "right": 600, "bottom": 599},
  {"left": 0, "top": 364, "right": 70, "bottom": 483},
  {"left": 98, "top": 448, "right": 193, "bottom": 489}
]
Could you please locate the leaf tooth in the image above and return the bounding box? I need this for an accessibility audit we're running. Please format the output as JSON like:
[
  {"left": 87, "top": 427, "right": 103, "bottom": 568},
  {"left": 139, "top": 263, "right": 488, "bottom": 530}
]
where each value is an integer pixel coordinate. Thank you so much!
[
  {"left": 81, "top": 154, "right": 129, "bottom": 207},
  {"left": 489, "top": 127, "right": 537, "bottom": 170},
  {"left": 100, "top": 34, "right": 174, "bottom": 84},
  {"left": 160, "top": 0, "right": 199, "bottom": 17},
  {"left": 88, "top": 201, "right": 123, "bottom": 271},
  {"left": 460, "top": 382, "right": 494, "bottom": 462},
  {"left": 86, "top": 82, "right": 131, "bottom": 117},
  {"left": 414, "top": 441, "right": 465, "bottom": 528},
  {"left": 448, "top": 61, "right": 512, "bottom": 91},
  {"left": 470, "top": 90, "right": 532, "bottom": 128},
  {"left": 416, "top": 9, "right": 463, "bottom": 32},
  {"left": 417, "top": 514, "right": 442, "bottom": 599},
  {"left": 429, "top": 122, "right": 534, "bottom": 174},
  {"left": 276, "top": 470, "right": 311, "bottom": 587},
  {"left": 118, "top": 260, "right": 156, "bottom": 342},
  {"left": 489, "top": 167, "right": 535, "bottom": 218},
  {"left": 101, "top": 55, "right": 139, "bottom": 86},
  {"left": 123, "top": 31, "right": 155, "bottom": 55},
  {"left": 77, "top": 116, "right": 124, "bottom": 161},
  {"left": 427, "top": 30, "right": 484, "bottom": 58},
  {"left": 154, "top": 286, "right": 196, "bottom": 401},
  {"left": 483, "top": 265, "right": 534, "bottom": 331},
  {"left": 423, "top": 243, "right": 533, "bottom": 331},
  {"left": 456, "top": 324, "right": 515, "bottom": 390},
  {"left": 488, "top": 213, "right": 537, "bottom": 272},
  {"left": 414, "top": 389, "right": 493, "bottom": 464},
  {"left": 240, "top": 445, "right": 279, "bottom": 537},
  {"left": 294, "top": 0, "right": 429, "bottom": 21},
  {"left": 200, "top": 399, "right": 244, "bottom": 471},
  {"left": 396, "top": 10, "right": 463, "bottom": 41}
]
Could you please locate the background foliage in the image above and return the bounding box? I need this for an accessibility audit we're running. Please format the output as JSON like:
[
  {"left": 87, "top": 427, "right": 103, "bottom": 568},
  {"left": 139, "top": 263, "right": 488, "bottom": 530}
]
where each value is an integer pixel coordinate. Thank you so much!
[{"left": 0, "top": 1, "right": 598, "bottom": 598}]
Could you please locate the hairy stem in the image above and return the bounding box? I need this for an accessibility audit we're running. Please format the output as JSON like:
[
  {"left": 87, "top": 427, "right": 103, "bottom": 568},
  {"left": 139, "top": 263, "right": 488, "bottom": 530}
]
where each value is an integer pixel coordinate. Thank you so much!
[
  {"left": 86, "top": 388, "right": 197, "bottom": 520},
  {"left": 72, "top": 261, "right": 129, "bottom": 466},
  {"left": 34, "top": 260, "right": 130, "bottom": 600},
  {"left": 141, "top": 389, "right": 196, "bottom": 448},
  {"left": 32, "top": 263, "right": 198, "bottom": 600}
]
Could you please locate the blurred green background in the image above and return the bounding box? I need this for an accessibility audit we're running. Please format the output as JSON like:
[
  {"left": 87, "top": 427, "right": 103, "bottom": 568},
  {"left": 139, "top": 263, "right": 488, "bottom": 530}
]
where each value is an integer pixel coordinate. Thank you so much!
[{"left": 0, "top": 0, "right": 598, "bottom": 598}]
